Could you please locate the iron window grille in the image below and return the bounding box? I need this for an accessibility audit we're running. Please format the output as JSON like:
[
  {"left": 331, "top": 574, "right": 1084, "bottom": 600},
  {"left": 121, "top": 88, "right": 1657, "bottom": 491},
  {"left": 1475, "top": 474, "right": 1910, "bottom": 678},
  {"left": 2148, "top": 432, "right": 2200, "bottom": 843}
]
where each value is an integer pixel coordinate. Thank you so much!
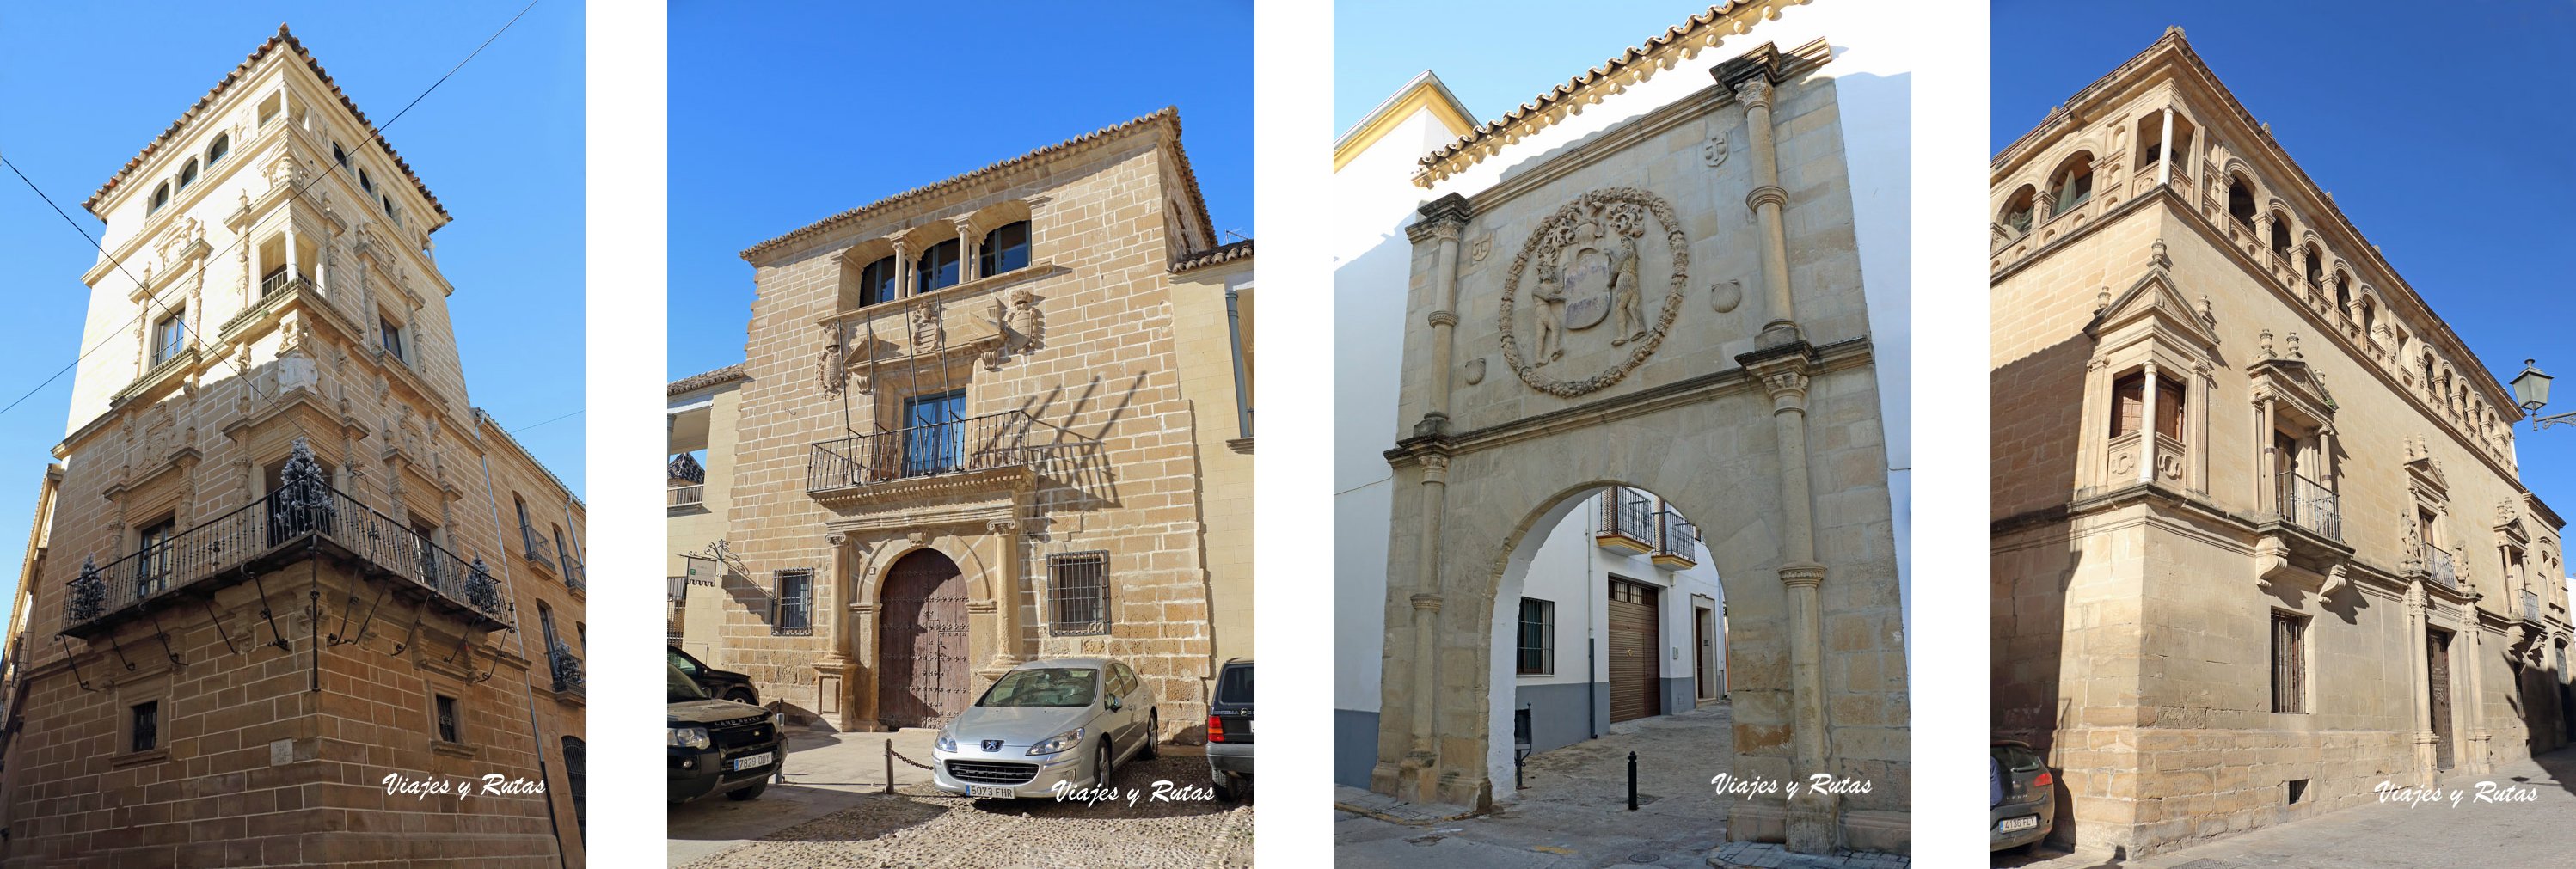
[
  {"left": 2271, "top": 611, "right": 2308, "bottom": 714},
  {"left": 130, "top": 701, "right": 158, "bottom": 753},
  {"left": 434, "top": 695, "right": 459, "bottom": 743},
  {"left": 1049, "top": 551, "right": 1110, "bottom": 636},
  {"left": 1517, "top": 598, "right": 1555, "bottom": 675},
  {"left": 771, "top": 569, "right": 813, "bottom": 635}
]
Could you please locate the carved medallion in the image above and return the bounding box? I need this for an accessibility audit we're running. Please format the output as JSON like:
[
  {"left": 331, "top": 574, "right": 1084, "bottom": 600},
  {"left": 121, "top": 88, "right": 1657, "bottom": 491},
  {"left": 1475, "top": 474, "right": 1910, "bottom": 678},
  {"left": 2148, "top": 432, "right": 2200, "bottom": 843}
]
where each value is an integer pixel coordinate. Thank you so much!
[{"left": 1498, "top": 188, "right": 1690, "bottom": 397}]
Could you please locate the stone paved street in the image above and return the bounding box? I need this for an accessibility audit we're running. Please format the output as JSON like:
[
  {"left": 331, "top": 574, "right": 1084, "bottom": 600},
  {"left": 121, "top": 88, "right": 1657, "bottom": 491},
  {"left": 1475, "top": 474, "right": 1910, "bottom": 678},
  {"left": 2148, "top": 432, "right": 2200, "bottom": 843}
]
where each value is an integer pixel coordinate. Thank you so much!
[
  {"left": 1335, "top": 702, "right": 1739, "bottom": 868},
  {"left": 671, "top": 728, "right": 1252, "bottom": 867},
  {"left": 1996, "top": 746, "right": 2576, "bottom": 869}
]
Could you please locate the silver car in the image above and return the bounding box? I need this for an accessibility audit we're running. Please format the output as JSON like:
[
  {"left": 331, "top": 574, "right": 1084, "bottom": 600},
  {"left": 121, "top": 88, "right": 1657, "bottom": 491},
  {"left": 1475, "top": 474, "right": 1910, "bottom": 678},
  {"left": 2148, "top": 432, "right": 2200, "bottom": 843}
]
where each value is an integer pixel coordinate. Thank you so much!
[{"left": 931, "top": 658, "right": 1158, "bottom": 799}]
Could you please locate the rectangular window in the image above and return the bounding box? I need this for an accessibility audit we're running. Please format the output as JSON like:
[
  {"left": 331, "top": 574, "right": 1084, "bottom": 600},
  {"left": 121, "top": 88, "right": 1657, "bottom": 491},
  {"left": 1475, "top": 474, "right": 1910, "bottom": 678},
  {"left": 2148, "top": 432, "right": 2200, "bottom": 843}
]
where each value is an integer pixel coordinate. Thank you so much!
[
  {"left": 771, "top": 569, "right": 812, "bottom": 634},
  {"left": 901, "top": 390, "right": 967, "bottom": 477},
  {"left": 380, "top": 317, "right": 406, "bottom": 362},
  {"left": 1049, "top": 551, "right": 1110, "bottom": 636},
  {"left": 136, "top": 517, "right": 176, "bottom": 598},
  {"left": 434, "top": 695, "right": 459, "bottom": 743},
  {"left": 2110, "top": 371, "right": 2186, "bottom": 439},
  {"left": 130, "top": 701, "right": 158, "bottom": 753},
  {"left": 151, "top": 309, "right": 186, "bottom": 367},
  {"left": 1517, "top": 598, "right": 1555, "bottom": 676},
  {"left": 2272, "top": 611, "right": 2308, "bottom": 714}
]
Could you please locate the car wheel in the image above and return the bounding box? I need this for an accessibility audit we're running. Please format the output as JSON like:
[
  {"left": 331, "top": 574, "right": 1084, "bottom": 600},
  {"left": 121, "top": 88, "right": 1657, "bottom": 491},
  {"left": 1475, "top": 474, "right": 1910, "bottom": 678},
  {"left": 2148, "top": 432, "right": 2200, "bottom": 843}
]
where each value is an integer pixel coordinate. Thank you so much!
[
  {"left": 725, "top": 781, "right": 768, "bottom": 801},
  {"left": 1139, "top": 711, "right": 1159, "bottom": 760},
  {"left": 1095, "top": 743, "right": 1115, "bottom": 788},
  {"left": 1212, "top": 772, "right": 1237, "bottom": 801},
  {"left": 723, "top": 687, "right": 757, "bottom": 706}
]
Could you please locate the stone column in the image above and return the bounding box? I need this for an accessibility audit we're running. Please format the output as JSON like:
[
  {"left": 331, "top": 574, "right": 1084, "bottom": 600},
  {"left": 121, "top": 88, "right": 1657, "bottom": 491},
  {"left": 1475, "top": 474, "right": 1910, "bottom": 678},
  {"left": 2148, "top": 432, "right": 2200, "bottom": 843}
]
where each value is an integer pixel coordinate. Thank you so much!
[
  {"left": 1410, "top": 194, "right": 1471, "bottom": 436},
  {"left": 2463, "top": 597, "right": 2492, "bottom": 774},
  {"left": 2406, "top": 584, "right": 2438, "bottom": 787},
  {"left": 285, "top": 217, "right": 302, "bottom": 285},
  {"left": 2257, "top": 395, "right": 2278, "bottom": 511},
  {"left": 847, "top": 599, "right": 880, "bottom": 731},
  {"left": 989, "top": 519, "right": 1022, "bottom": 669},
  {"left": 813, "top": 533, "right": 858, "bottom": 726},
  {"left": 1719, "top": 52, "right": 1800, "bottom": 347},
  {"left": 2139, "top": 358, "right": 2160, "bottom": 485},
  {"left": 1746, "top": 349, "right": 1835, "bottom": 854},
  {"left": 956, "top": 222, "right": 978, "bottom": 283},
  {"left": 1395, "top": 450, "right": 1450, "bottom": 799},
  {"left": 2156, "top": 105, "right": 2176, "bottom": 187},
  {"left": 892, "top": 239, "right": 913, "bottom": 299}
]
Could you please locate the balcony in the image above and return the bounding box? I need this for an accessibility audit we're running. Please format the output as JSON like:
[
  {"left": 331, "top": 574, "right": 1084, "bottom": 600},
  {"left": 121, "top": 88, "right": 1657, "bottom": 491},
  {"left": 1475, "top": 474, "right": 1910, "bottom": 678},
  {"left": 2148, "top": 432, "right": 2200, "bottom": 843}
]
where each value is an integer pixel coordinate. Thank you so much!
[
  {"left": 2273, "top": 472, "right": 2341, "bottom": 542},
  {"left": 519, "top": 525, "right": 559, "bottom": 574},
  {"left": 560, "top": 551, "right": 585, "bottom": 595},
  {"left": 1652, "top": 509, "right": 1700, "bottom": 570},
  {"left": 1595, "top": 487, "right": 1657, "bottom": 556},
  {"left": 62, "top": 442, "right": 511, "bottom": 639},
  {"left": 667, "top": 482, "right": 704, "bottom": 509},
  {"left": 2424, "top": 545, "right": 2460, "bottom": 591},
  {"left": 547, "top": 643, "right": 585, "bottom": 696},
  {"left": 806, "top": 409, "right": 1065, "bottom": 498}
]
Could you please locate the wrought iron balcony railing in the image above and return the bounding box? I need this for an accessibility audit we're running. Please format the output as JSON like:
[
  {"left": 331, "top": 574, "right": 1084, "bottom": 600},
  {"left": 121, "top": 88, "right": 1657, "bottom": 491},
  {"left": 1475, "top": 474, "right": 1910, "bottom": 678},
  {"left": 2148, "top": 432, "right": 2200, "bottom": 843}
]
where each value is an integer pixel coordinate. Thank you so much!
[
  {"left": 1656, "top": 509, "right": 1700, "bottom": 562},
  {"left": 2424, "top": 545, "right": 2460, "bottom": 591},
  {"left": 62, "top": 441, "right": 509, "bottom": 637},
  {"left": 560, "top": 551, "right": 584, "bottom": 595},
  {"left": 667, "top": 483, "right": 704, "bottom": 508},
  {"left": 547, "top": 643, "right": 585, "bottom": 695},
  {"left": 519, "top": 524, "right": 559, "bottom": 574},
  {"left": 807, "top": 410, "right": 1058, "bottom": 493},
  {"left": 2274, "top": 472, "right": 2341, "bottom": 541},
  {"left": 258, "top": 269, "right": 311, "bottom": 299}
]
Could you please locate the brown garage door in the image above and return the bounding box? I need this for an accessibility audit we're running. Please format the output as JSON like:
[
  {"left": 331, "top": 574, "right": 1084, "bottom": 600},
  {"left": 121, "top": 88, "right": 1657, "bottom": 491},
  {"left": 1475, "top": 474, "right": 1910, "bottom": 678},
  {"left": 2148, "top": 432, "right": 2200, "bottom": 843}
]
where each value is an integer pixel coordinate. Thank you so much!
[{"left": 1608, "top": 578, "right": 1661, "bottom": 723}]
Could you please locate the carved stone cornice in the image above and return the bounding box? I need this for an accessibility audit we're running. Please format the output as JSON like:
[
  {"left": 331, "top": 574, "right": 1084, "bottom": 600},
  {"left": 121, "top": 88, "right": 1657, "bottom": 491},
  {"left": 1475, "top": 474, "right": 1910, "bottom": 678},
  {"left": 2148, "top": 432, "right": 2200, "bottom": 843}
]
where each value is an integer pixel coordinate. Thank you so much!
[{"left": 1777, "top": 560, "right": 1825, "bottom": 589}]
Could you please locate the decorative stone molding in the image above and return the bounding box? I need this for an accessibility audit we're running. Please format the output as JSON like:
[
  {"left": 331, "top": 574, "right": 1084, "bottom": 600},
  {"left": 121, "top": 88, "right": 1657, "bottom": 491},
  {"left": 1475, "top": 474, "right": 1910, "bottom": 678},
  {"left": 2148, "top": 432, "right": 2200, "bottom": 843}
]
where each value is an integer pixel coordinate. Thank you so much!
[
  {"left": 1498, "top": 187, "right": 1691, "bottom": 397},
  {"left": 1408, "top": 593, "right": 1442, "bottom": 612},
  {"left": 1777, "top": 561, "right": 1826, "bottom": 589}
]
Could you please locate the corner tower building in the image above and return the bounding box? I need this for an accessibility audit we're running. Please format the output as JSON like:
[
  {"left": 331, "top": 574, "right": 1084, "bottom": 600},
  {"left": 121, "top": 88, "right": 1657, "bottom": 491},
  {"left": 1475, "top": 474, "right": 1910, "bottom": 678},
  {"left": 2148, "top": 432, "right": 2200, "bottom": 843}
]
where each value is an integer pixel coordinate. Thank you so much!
[
  {"left": 1990, "top": 28, "right": 2573, "bottom": 856},
  {"left": 0, "top": 28, "right": 587, "bottom": 867}
]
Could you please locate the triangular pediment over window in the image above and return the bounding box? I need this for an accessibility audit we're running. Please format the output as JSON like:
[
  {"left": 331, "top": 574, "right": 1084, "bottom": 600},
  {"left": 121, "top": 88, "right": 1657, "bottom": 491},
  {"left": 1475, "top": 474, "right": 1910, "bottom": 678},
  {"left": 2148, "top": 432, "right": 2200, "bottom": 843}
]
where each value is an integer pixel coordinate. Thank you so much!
[{"left": 2087, "top": 267, "right": 2221, "bottom": 355}]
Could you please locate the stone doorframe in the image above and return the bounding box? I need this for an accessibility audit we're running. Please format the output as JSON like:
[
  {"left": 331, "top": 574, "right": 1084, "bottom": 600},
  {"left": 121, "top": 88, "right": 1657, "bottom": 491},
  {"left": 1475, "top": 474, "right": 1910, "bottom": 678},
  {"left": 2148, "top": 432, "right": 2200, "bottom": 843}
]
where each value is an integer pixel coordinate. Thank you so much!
[{"left": 809, "top": 499, "right": 1027, "bottom": 731}]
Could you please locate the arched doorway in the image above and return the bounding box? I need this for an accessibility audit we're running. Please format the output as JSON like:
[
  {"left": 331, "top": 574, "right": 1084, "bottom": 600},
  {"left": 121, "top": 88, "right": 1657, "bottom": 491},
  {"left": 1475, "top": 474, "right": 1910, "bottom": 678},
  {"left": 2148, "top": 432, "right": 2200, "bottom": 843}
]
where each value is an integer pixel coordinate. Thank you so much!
[{"left": 878, "top": 548, "right": 971, "bottom": 728}]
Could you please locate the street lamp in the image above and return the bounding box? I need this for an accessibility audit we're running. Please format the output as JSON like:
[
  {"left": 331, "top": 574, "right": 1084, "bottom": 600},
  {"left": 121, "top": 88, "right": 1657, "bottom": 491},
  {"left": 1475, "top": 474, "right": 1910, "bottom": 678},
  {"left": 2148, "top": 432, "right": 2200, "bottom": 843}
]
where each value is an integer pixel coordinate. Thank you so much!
[{"left": 2510, "top": 359, "right": 2576, "bottom": 431}]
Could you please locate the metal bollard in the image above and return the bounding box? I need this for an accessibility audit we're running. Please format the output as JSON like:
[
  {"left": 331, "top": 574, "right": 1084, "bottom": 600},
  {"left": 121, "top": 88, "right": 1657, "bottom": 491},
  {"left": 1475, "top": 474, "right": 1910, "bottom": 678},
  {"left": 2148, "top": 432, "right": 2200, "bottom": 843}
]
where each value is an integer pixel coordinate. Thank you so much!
[
  {"left": 1628, "top": 751, "right": 1638, "bottom": 811},
  {"left": 885, "top": 739, "right": 895, "bottom": 795}
]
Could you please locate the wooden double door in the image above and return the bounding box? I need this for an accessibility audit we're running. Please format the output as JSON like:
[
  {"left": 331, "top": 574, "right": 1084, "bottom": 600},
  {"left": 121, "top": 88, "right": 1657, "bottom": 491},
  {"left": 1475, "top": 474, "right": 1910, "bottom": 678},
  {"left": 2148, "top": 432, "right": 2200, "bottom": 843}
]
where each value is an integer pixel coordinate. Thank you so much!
[{"left": 879, "top": 549, "right": 972, "bottom": 729}]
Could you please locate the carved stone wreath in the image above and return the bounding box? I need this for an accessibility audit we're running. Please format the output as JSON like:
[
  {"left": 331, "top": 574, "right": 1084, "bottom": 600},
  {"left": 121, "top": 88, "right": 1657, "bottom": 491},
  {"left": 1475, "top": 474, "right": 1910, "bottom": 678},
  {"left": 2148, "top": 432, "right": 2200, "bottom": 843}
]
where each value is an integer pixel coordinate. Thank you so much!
[{"left": 1498, "top": 187, "right": 1690, "bottom": 397}]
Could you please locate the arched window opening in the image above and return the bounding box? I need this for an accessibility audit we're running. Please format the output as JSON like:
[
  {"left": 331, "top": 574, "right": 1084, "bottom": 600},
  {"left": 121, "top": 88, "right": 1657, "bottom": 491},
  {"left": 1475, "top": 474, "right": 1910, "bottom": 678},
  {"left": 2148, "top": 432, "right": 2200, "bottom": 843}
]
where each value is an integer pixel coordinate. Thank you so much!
[
  {"left": 332, "top": 142, "right": 348, "bottom": 170},
  {"left": 2360, "top": 296, "right": 2377, "bottom": 340},
  {"left": 2303, "top": 247, "right": 2322, "bottom": 286},
  {"left": 2268, "top": 214, "right": 2292, "bottom": 257},
  {"left": 978, "top": 220, "right": 1031, "bottom": 277},
  {"left": 915, "top": 239, "right": 961, "bottom": 293},
  {"left": 359, "top": 168, "right": 373, "bottom": 194},
  {"left": 2136, "top": 114, "right": 2194, "bottom": 174},
  {"left": 2227, "top": 177, "right": 2256, "bottom": 229},
  {"left": 177, "top": 159, "right": 199, "bottom": 191},
  {"left": 2000, "top": 187, "right": 2036, "bottom": 236},
  {"left": 149, "top": 181, "right": 171, "bottom": 215},
  {"left": 859, "top": 255, "right": 898, "bottom": 307},
  {"left": 2048, "top": 153, "right": 2094, "bottom": 215},
  {"left": 205, "top": 133, "right": 230, "bottom": 166},
  {"left": 2332, "top": 273, "right": 2351, "bottom": 312}
]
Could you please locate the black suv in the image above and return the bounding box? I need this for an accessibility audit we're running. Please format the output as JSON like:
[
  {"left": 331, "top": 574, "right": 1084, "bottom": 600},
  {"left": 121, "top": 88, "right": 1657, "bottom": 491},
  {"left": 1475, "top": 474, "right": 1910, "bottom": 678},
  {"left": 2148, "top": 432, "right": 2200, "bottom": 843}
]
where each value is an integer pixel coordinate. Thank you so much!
[
  {"left": 669, "top": 645, "right": 759, "bottom": 706},
  {"left": 1206, "top": 658, "right": 1252, "bottom": 799},
  {"left": 669, "top": 660, "right": 782, "bottom": 803}
]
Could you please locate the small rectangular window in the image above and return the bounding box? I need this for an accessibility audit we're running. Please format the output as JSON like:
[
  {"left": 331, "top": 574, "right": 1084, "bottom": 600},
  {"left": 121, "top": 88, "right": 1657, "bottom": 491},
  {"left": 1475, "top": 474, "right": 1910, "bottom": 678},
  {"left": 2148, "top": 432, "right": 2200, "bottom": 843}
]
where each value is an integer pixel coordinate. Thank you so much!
[
  {"left": 131, "top": 701, "right": 159, "bottom": 753},
  {"left": 435, "top": 695, "right": 459, "bottom": 743},
  {"left": 1517, "top": 598, "right": 1555, "bottom": 675},
  {"left": 151, "top": 309, "right": 187, "bottom": 367},
  {"left": 2110, "top": 371, "right": 2186, "bottom": 440},
  {"left": 380, "top": 317, "right": 406, "bottom": 362},
  {"left": 2271, "top": 611, "right": 2308, "bottom": 714},
  {"left": 1048, "top": 551, "right": 1110, "bottom": 636},
  {"left": 771, "top": 569, "right": 813, "bottom": 634}
]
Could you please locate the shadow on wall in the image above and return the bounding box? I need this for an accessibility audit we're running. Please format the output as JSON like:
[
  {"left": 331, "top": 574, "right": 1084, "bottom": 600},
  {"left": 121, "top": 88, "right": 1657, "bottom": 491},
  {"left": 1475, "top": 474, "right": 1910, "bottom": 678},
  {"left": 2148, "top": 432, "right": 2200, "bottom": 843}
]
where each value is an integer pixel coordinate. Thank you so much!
[{"left": 1990, "top": 333, "right": 2093, "bottom": 852}]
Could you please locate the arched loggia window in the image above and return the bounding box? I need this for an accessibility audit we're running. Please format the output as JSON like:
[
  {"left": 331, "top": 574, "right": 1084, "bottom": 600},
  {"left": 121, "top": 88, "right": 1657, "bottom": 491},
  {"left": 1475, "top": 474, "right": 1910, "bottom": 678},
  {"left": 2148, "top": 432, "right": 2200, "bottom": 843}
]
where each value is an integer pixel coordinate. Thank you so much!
[
  {"left": 859, "top": 255, "right": 899, "bottom": 307},
  {"left": 978, "top": 220, "right": 1031, "bottom": 277},
  {"left": 2268, "top": 213, "right": 2293, "bottom": 257},
  {"left": 2000, "top": 187, "right": 2036, "bottom": 236},
  {"left": 2227, "top": 177, "right": 2256, "bottom": 229},
  {"left": 205, "top": 132, "right": 230, "bottom": 166},
  {"left": 2048, "top": 153, "right": 2094, "bottom": 216},
  {"left": 178, "top": 158, "right": 199, "bottom": 191},
  {"left": 916, "top": 239, "right": 961, "bottom": 293},
  {"left": 149, "top": 181, "right": 172, "bottom": 215}
]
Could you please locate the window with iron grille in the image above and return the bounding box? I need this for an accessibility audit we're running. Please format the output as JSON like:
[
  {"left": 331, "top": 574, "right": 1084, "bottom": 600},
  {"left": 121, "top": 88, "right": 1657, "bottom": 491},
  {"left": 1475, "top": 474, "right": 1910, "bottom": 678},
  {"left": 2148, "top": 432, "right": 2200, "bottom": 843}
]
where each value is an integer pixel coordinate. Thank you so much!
[
  {"left": 2271, "top": 611, "right": 2308, "bottom": 714},
  {"left": 130, "top": 701, "right": 158, "bottom": 753},
  {"left": 669, "top": 600, "right": 685, "bottom": 642},
  {"left": 434, "top": 695, "right": 459, "bottom": 743},
  {"left": 1517, "top": 598, "right": 1554, "bottom": 675},
  {"left": 772, "top": 569, "right": 813, "bottom": 635},
  {"left": 1049, "top": 551, "right": 1110, "bottom": 636}
]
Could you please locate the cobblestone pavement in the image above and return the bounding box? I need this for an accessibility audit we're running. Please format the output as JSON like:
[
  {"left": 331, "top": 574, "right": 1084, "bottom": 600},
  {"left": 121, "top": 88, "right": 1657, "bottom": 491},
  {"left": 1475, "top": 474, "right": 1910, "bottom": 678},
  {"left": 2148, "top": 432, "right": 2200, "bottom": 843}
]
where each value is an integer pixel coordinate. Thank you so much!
[
  {"left": 672, "top": 729, "right": 1251, "bottom": 868},
  {"left": 1335, "top": 701, "right": 1736, "bottom": 868},
  {"left": 1995, "top": 746, "right": 2576, "bottom": 869}
]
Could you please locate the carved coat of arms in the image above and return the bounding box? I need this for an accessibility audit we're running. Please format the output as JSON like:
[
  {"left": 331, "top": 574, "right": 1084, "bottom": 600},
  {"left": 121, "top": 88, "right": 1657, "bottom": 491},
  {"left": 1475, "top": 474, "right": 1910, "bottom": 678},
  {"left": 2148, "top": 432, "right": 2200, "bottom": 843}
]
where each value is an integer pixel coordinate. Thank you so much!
[{"left": 1498, "top": 188, "right": 1691, "bottom": 397}]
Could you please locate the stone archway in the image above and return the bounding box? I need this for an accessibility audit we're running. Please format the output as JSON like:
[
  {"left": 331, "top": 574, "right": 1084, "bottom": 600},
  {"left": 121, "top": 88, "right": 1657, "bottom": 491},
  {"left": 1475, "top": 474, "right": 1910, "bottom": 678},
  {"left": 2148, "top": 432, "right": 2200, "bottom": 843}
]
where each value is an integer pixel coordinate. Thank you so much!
[
  {"left": 878, "top": 548, "right": 972, "bottom": 729},
  {"left": 1370, "top": 56, "right": 1907, "bottom": 854}
]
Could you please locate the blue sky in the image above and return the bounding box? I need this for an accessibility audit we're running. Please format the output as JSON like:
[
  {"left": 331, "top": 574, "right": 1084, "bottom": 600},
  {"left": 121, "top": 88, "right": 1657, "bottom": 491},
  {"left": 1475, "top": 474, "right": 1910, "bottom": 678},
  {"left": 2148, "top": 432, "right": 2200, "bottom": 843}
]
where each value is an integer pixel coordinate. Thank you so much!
[
  {"left": 1995, "top": 3, "right": 2576, "bottom": 556},
  {"left": 0, "top": 3, "right": 585, "bottom": 606},
  {"left": 665, "top": 0, "right": 1254, "bottom": 381},
  {"left": 1335, "top": 2, "right": 1724, "bottom": 138}
]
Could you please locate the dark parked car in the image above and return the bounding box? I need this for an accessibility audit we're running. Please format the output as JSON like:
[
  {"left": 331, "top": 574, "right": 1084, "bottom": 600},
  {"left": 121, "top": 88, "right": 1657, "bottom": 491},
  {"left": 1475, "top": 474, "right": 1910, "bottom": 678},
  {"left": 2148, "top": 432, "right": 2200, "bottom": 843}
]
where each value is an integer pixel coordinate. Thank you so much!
[
  {"left": 669, "top": 660, "right": 782, "bottom": 803},
  {"left": 1991, "top": 739, "right": 2055, "bottom": 852},
  {"left": 1206, "top": 658, "right": 1252, "bottom": 800},
  {"left": 670, "top": 645, "right": 758, "bottom": 706}
]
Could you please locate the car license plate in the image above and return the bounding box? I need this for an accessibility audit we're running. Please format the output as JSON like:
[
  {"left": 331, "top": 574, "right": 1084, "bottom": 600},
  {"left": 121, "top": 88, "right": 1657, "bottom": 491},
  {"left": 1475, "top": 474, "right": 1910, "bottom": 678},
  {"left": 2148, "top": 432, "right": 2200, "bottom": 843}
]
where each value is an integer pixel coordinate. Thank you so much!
[
  {"left": 1997, "top": 815, "right": 2039, "bottom": 833},
  {"left": 968, "top": 784, "right": 1015, "bottom": 798},
  {"left": 731, "top": 752, "right": 770, "bottom": 771}
]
